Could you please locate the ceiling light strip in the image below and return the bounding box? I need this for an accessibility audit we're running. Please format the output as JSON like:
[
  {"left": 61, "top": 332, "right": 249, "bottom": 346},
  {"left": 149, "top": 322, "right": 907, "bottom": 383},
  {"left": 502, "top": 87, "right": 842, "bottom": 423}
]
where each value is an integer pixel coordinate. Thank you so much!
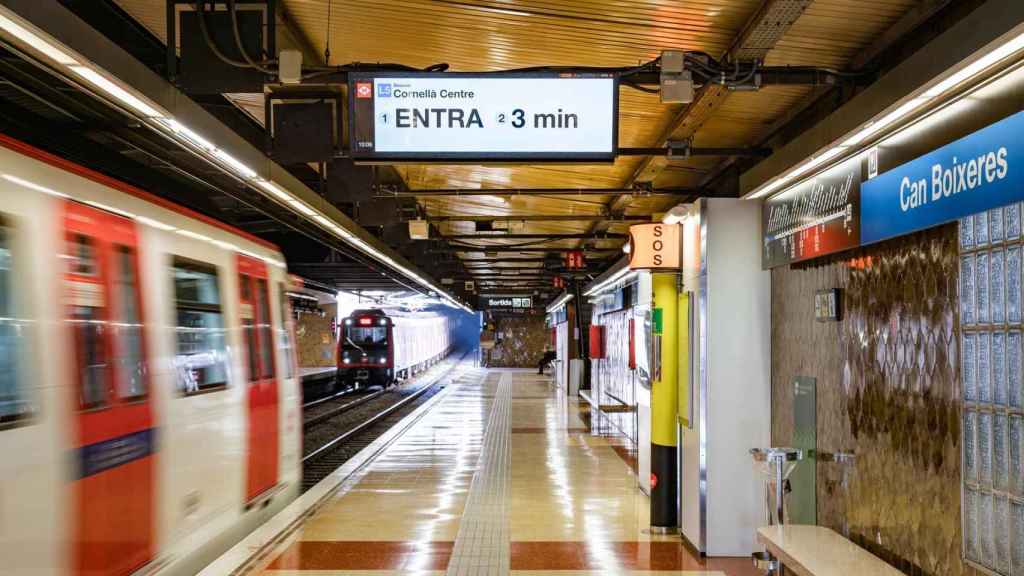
[
  {"left": 748, "top": 28, "right": 1024, "bottom": 200},
  {"left": 0, "top": 6, "right": 469, "bottom": 311}
]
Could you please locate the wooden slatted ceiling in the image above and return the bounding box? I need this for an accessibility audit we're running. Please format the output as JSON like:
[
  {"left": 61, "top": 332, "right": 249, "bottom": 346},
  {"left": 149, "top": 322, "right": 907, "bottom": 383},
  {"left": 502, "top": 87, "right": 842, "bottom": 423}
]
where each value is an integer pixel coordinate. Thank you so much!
[{"left": 112, "top": 0, "right": 918, "bottom": 280}]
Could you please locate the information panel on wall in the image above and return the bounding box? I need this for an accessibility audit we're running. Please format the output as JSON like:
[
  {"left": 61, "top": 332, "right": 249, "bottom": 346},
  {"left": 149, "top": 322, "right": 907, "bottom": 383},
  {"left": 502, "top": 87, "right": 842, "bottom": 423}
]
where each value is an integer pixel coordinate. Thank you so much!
[
  {"left": 761, "top": 157, "right": 861, "bottom": 269},
  {"left": 348, "top": 72, "right": 618, "bottom": 161}
]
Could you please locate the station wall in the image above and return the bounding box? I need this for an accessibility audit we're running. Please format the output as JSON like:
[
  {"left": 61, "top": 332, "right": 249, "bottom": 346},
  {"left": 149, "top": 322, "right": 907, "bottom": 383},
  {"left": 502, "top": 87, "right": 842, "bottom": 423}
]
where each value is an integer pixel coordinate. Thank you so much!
[
  {"left": 487, "top": 315, "right": 548, "bottom": 368},
  {"left": 295, "top": 302, "right": 337, "bottom": 367},
  {"left": 770, "top": 223, "right": 970, "bottom": 575}
]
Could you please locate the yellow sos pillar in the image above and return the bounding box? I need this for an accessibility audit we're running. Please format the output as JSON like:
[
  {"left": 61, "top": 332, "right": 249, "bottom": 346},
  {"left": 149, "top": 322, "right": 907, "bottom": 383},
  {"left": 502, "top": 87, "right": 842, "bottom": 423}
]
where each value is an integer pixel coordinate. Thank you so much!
[
  {"left": 628, "top": 221, "right": 683, "bottom": 531},
  {"left": 650, "top": 272, "right": 679, "bottom": 531}
]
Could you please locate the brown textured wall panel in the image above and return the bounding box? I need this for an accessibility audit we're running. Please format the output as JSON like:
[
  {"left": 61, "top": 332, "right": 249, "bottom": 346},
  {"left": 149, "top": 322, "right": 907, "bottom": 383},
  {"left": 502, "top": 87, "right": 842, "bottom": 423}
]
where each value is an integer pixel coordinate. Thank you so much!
[
  {"left": 489, "top": 315, "right": 549, "bottom": 368},
  {"left": 772, "top": 223, "right": 976, "bottom": 576},
  {"left": 295, "top": 304, "right": 337, "bottom": 368}
]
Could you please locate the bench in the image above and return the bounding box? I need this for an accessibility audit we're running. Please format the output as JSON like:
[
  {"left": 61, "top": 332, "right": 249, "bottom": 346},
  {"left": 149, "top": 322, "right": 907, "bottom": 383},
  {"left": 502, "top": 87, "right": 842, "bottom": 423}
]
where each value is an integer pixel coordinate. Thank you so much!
[{"left": 757, "top": 525, "right": 904, "bottom": 576}]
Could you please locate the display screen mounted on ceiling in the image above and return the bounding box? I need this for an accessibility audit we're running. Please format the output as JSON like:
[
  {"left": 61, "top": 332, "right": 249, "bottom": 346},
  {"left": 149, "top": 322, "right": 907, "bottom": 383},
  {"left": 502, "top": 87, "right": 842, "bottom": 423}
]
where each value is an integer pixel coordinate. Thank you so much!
[{"left": 348, "top": 72, "right": 618, "bottom": 161}]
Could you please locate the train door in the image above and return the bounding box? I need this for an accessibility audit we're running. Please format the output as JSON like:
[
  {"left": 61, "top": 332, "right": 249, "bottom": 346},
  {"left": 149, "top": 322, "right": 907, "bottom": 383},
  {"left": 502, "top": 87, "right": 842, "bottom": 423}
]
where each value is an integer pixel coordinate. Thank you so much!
[
  {"left": 237, "top": 255, "right": 278, "bottom": 501},
  {"left": 64, "top": 201, "right": 154, "bottom": 575}
]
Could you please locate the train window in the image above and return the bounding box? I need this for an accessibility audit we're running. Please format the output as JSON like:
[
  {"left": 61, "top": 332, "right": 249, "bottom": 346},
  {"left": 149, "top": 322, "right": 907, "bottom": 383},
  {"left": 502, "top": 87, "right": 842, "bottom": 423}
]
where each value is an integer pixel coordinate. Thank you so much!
[
  {"left": 255, "top": 279, "right": 275, "bottom": 380},
  {"left": 346, "top": 325, "right": 387, "bottom": 345},
  {"left": 239, "top": 275, "right": 258, "bottom": 383},
  {"left": 276, "top": 283, "right": 295, "bottom": 380},
  {"left": 172, "top": 258, "right": 228, "bottom": 394},
  {"left": 114, "top": 246, "right": 146, "bottom": 400},
  {"left": 0, "top": 218, "right": 32, "bottom": 425},
  {"left": 67, "top": 234, "right": 109, "bottom": 410}
]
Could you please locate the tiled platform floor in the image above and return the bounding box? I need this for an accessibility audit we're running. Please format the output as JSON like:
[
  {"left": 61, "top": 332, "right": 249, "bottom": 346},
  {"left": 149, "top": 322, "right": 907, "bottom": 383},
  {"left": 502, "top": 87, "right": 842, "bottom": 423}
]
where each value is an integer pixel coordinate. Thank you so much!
[{"left": 256, "top": 369, "right": 760, "bottom": 575}]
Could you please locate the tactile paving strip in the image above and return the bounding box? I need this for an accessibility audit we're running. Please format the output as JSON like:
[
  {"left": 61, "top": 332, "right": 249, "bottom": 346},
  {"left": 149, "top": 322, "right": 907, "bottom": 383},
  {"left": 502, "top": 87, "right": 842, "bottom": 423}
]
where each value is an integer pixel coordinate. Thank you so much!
[{"left": 446, "top": 371, "right": 511, "bottom": 575}]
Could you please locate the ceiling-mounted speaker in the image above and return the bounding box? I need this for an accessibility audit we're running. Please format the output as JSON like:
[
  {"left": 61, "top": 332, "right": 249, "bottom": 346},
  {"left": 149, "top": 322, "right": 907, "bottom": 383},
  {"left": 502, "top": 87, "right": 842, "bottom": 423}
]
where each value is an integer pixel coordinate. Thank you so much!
[
  {"left": 268, "top": 85, "right": 344, "bottom": 164},
  {"left": 326, "top": 158, "right": 376, "bottom": 204},
  {"left": 171, "top": 1, "right": 275, "bottom": 94},
  {"left": 357, "top": 198, "right": 400, "bottom": 227},
  {"left": 271, "top": 101, "right": 333, "bottom": 163}
]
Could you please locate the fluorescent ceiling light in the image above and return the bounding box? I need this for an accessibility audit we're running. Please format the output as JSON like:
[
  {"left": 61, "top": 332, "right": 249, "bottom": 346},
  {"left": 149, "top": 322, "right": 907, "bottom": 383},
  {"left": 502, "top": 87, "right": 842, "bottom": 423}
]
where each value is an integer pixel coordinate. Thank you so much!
[
  {"left": 159, "top": 119, "right": 217, "bottom": 152},
  {"left": 546, "top": 293, "right": 573, "bottom": 313},
  {"left": 924, "top": 31, "right": 1024, "bottom": 98},
  {"left": 69, "top": 65, "right": 164, "bottom": 119},
  {"left": 312, "top": 214, "right": 332, "bottom": 227},
  {"left": 212, "top": 148, "right": 257, "bottom": 180},
  {"left": 287, "top": 198, "right": 316, "bottom": 216},
  {"left": 1, "top": 173, "right": 68, "bottom": 198},
  {"left": 255, "top": 180, "right": 292, "bottom": 202},
  {"left": 0, "top": 12, "right": 77, "bottom": 65},
  {"left": 840, "top": 98, "right": 928, "bottom": 147},
  {"left": 751, "top": 29, "right": 1024, "bottom": 201},
  {"left": 584, "top": 266, "right": 634, "bottom": 296}
]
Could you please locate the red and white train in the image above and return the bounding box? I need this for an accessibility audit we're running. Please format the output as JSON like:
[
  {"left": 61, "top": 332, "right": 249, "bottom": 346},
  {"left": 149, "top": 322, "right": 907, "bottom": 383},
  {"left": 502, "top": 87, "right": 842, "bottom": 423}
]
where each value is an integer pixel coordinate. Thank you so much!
[
  {"left": 0, "top": 134, "right": 302, "bottom": 575},
  {"left": 337, "top": 309, "right": 451, "bottom": 388}
]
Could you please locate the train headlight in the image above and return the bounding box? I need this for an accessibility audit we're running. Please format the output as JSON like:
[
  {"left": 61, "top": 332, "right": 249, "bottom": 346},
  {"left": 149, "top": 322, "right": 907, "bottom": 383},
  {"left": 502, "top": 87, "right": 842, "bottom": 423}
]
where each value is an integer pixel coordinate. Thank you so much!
[
  {"left": 342, "top": 355, "right": 350, "bottom": 364},
  {"left": 379, "top": 357, "right": 387, "bottom": 364},
  {"left": 344, "top": 318, "right": 352, "bottom": 326},
  {"left": 378, "top": 318, "right": 387, "bottom": 326}
]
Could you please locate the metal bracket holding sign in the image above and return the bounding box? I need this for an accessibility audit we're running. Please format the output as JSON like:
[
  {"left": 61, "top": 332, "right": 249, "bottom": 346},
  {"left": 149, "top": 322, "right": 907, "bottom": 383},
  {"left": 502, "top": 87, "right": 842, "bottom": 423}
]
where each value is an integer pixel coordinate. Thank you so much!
[{"left": 348, "top": 72, "right": 619, "bottom": 162}]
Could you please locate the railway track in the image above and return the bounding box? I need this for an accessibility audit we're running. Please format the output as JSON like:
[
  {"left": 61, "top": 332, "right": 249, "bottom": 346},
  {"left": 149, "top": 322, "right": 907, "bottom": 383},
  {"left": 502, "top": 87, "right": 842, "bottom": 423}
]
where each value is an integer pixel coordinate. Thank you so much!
[{"left": 301, "top": 350, "right": 475, "bottom": 492}]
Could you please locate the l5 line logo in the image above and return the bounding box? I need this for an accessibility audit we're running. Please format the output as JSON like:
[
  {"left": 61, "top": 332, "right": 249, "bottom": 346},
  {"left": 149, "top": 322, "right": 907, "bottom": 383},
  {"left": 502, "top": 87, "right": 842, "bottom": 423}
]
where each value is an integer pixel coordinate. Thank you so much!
[
  {"left": 377, "top": 83, "right": 392, "bottom": 98},
  {"left": 355, "top": 81, "right": 372, "bottom": 99}
]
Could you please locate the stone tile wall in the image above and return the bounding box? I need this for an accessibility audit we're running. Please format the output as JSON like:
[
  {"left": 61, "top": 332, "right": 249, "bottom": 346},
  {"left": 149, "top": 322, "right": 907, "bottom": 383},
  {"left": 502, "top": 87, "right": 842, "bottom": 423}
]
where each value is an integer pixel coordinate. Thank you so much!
[
  {"left": 488, "top": 315, "right": 549, "bottom": 368},
  {"left": 295, "top": 303, "right": 337, "bottom": 367},
  {"left": 771, "top": 223, "right": 977, "bottom": 575}
]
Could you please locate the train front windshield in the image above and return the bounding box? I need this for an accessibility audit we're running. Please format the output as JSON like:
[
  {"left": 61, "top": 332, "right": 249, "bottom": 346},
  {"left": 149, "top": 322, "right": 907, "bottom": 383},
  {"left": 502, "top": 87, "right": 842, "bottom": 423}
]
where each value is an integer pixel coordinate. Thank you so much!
[{"left": 346, "top": 326, "right": 388, "bottom": 346}]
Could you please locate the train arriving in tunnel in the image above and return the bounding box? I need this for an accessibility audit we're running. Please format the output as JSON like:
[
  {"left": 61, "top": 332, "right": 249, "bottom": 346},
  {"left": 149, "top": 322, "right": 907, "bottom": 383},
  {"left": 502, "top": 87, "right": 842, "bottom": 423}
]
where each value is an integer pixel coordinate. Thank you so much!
[
  {"left": 337, "top": 309, "right": 452, "bottom": 389},
  {"left": 0, "top": 133, "right": 302, "bottom": 575}
]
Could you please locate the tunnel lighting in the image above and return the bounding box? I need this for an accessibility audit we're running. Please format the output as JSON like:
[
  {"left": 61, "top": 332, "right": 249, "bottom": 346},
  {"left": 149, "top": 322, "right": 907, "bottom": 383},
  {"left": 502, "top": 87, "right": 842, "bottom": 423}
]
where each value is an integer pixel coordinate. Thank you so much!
[
  {"left": 924, "top": 31, "right": 1024, "bottom": 98},
  {"left": 0, "top": 6, "right": 470, "bottom": 312},
  {"left": 287, "top": 199, "right": 316, "bottom": 216},
  {"left": 158, "top": 119, "right": 217, "bottom": 153},
  {"left": 749, "top": 28, "right": 1024, "bottom": 200},
  {"left": 211, "top": 148, "right": 258, "bottom": 179},
  {"left": 0, "top": 12, "right": 78, "bottom": 65},
  {"left": 1, "top": 174, "right": 69, "bottom": 198},
  {"left": 69, "top": 65, "right": 164, "bottom": 119},
  {"left": 837, "top": 99, "right": 928, "bottom": 148},
  {"left": 254, "top": 179, "right": 292, "bottom": 202}
]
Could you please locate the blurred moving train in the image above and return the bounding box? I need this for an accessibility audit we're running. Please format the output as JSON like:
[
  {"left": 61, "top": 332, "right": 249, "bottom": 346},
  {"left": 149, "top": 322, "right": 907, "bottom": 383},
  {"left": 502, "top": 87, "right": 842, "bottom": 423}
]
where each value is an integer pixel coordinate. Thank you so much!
[
  {"left": 337, "top": 309, "right": 451, "bottom": 388},
  {"left": 0, "top": 133, "right": 303, "bottom": 575}
]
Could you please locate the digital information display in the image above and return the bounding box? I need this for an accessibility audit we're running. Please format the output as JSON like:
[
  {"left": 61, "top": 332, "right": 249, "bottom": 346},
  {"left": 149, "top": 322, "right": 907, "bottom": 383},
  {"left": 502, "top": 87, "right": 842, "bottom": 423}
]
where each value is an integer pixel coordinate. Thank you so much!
[{"left": 348, "top": 72, "right": 618, "bottom": 161}]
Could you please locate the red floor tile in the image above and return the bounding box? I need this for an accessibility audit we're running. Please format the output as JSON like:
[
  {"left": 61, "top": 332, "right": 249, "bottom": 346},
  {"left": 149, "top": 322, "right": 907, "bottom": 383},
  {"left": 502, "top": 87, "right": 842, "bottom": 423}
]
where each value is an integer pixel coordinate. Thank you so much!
[
  {"left": 266, "top": 541, "right": 453, "bottom": 570},
  {"left": 510, "top": 541, "right": 761, "bottom": 574}
]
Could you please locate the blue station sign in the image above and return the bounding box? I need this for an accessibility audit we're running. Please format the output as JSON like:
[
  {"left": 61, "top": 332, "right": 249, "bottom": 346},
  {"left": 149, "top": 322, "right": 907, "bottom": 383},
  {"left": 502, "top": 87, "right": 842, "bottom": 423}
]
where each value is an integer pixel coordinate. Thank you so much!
[{"left": 860, "top": 110, "right": 1022, "bottom": 245}]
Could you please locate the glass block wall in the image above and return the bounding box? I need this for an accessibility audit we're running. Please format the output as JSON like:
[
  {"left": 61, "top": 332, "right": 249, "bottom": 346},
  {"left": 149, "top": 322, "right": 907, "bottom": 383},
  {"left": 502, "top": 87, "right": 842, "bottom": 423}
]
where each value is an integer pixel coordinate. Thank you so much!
[{"left": 960, "top": 205, "right": 1024, "bottom": 576}]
